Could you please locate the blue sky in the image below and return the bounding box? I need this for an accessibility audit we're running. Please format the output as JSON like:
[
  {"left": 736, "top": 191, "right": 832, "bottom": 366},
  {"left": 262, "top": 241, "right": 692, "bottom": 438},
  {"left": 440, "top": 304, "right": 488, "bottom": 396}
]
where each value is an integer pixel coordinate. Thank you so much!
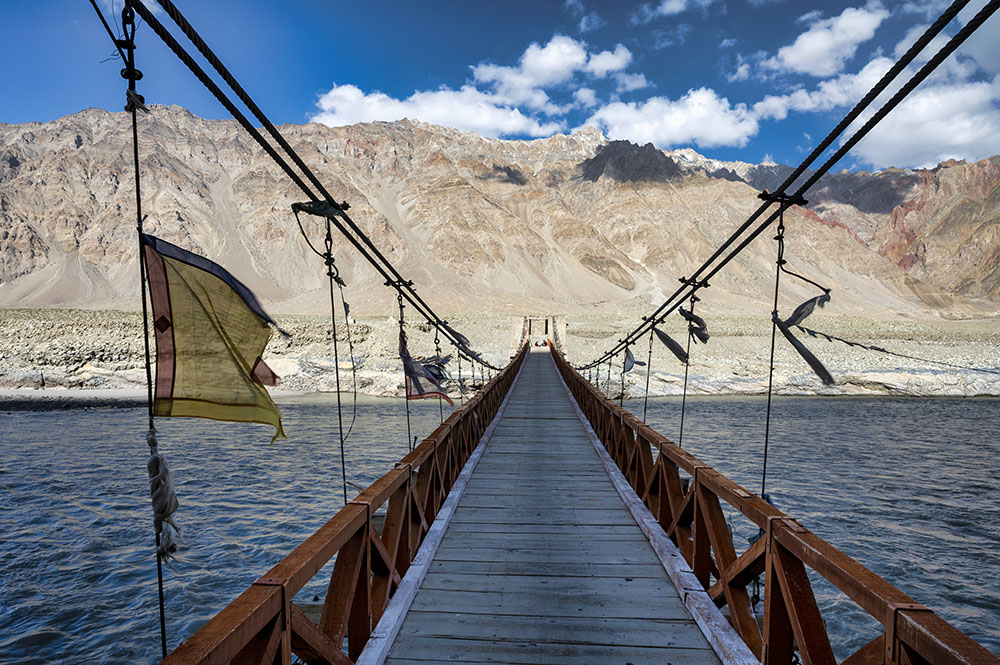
[{"left": 3, "top": 0, "right": 999, "bottom": 169}]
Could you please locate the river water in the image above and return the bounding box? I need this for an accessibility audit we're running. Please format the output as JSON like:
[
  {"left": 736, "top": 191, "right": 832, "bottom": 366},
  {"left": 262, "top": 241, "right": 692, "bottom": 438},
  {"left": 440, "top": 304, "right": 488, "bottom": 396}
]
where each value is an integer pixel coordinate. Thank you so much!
[{"left": 1, "top": 393, "right": 998, "bottom": 663}]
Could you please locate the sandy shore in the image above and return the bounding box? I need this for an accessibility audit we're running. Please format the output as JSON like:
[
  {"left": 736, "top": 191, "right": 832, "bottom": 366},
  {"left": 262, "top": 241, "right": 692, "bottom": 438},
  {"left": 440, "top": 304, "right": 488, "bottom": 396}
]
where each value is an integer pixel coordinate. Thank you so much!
[{"left": 2, "top": 309, "right": 998, "bottom": 399}]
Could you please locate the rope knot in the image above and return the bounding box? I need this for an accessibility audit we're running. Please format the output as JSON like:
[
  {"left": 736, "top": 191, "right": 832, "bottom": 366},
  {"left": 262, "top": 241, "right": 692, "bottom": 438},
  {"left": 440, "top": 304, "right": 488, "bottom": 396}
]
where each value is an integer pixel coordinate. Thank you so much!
[{"left": 146, "top": 430, "right": 181, "bottom": 560}]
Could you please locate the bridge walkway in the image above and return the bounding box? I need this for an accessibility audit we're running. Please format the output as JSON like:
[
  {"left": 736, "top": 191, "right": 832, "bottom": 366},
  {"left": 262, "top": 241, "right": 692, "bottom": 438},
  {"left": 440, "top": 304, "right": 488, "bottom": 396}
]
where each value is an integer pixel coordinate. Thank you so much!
[{"left": 383, "top": 347, "right": 721, "bottom": 665}]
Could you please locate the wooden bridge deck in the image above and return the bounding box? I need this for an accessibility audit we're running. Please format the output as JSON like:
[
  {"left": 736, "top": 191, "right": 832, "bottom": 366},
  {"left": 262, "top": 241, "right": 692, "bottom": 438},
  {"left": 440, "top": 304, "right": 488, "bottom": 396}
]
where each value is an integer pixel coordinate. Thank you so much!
[{"left": 382, "top": 347, "right": 722, "bottom": 665}]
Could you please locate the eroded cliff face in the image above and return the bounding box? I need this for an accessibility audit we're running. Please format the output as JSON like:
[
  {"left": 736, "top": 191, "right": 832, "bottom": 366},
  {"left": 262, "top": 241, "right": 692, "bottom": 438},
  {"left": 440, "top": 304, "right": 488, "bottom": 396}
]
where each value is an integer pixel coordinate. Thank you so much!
[{"left": 1, "top": 106, "right": 997, "bottom": 319}]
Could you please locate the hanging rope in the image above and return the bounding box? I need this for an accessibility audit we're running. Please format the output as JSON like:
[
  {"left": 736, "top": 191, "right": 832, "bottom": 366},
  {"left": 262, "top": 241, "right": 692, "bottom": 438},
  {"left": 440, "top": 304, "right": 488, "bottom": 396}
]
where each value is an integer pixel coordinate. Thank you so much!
[
  {"left": 760, "top": 198, "right": 798, "bottom": 499},
  {"left": 620, "top": 344, "right": 628, "bottom": 407},
  {"left": 324, "top": 220, "right": 349, "bottom": 506},
  {"left": 677, "top": 293, "right": 699, "bottom": 448},
  {"left": 398, "top": 292, "right": 414, "bottom": 451},
  {"left": 434, "top": 331, "right": 444, "bottom": 423},
  {"left": 291, "top": 205, "right": 355, "bottom": 505},
  {"left": 95, "top": 0, "right": 170, "bottom": 656},
  {"left": 642, "top": 326, "right": 654, "bottom": 422},
  {"left": 795, "top": 325, "right": 1000, "bottom": 376}
]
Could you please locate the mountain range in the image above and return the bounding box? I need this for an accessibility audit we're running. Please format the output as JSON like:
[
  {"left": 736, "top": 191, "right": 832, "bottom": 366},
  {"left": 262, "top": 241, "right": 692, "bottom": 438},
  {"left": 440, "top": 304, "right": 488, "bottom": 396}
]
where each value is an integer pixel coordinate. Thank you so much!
[{"left": 2, "top": 106, "right": 998, "bottom": 320}]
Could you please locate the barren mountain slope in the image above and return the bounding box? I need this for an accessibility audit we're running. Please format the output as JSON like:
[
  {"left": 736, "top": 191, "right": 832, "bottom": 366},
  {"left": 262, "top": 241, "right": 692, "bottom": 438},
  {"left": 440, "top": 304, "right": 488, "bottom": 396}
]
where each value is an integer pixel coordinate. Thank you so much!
[{"left": 1, "top": 106, "right": 998, "bottom": 319}]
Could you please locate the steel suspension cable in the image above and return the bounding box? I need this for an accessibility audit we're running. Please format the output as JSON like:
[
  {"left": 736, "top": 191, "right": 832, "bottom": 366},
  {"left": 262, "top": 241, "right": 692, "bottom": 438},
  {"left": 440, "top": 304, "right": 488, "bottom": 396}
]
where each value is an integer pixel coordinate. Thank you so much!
[
  {"left": 137, "top": 0, "right": 496, "bottom": 370},
  {"left": 577, "top": 0, "right": 988, "bottom": 370}
]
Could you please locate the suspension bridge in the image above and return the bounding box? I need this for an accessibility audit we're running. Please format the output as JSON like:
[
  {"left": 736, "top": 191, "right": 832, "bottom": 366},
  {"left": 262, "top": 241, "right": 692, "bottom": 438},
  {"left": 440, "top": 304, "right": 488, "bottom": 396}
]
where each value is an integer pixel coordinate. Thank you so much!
[{"left": 83, "top": 0, "right": 1000, "bottom": 664}]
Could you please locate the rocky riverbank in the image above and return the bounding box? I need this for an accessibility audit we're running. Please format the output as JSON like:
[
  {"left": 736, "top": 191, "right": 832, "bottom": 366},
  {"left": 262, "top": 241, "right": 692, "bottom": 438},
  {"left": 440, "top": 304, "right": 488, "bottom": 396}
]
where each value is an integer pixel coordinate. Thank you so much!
[{"left": 1, "top": 309, "right": 999, "bottom": 399}]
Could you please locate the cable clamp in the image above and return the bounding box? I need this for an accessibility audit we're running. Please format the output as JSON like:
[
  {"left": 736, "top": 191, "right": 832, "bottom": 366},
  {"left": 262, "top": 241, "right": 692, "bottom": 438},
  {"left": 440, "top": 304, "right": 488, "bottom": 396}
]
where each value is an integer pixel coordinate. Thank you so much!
[
  {"left": 291, "top": 200, "right": 345, "bottom": 218},
  {"left": 125, "top": 89, "right": 149, "bottom": 114},
  {"left": 758, "top": 189, "right": 808, "bottom": 207},
  {"left": 120, "top": 66, "right": 143, "bottom": 82},
  {"left": 679, "top": 275, "right": 709, "bottom": 288}
]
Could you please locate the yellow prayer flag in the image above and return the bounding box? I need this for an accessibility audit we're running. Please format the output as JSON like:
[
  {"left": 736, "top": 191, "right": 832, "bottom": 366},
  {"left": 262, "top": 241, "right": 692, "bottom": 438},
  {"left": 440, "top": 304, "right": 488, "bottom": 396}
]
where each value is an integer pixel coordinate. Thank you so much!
[{"left": 141, "top": 233, "right": 286, "bottom": 442}]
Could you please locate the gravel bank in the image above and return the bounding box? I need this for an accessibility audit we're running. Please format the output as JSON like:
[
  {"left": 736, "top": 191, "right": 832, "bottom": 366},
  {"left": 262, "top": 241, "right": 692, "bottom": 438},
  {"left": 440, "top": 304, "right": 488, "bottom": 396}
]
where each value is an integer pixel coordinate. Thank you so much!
[{"left": 1, "top": 309, "right": 998, "bottom": 398}]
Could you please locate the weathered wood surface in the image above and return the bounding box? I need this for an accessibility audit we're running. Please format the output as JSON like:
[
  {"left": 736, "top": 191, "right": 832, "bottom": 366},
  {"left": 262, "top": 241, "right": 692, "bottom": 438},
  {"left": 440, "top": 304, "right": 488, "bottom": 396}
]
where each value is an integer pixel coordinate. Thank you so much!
[{"left": 385, "top": 348, "right": 721, "bottom": 665}]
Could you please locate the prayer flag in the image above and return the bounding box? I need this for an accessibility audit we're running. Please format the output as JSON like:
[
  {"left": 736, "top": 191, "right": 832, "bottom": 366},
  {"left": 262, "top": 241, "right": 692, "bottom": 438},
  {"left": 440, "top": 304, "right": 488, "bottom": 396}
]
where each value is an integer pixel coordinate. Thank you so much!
[
  {"left": 141, "top": 234, "right": 286, "bottom": 442},
  {"left": 399, "top": 330, "right": 454, "bottom": 405}
]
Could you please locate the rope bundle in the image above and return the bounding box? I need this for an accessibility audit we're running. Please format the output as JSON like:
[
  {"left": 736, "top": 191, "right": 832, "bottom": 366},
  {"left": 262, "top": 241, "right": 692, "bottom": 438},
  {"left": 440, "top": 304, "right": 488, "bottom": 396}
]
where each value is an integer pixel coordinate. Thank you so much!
[{"left": 146, "top": 429, "right": 180, "bottom": 559}]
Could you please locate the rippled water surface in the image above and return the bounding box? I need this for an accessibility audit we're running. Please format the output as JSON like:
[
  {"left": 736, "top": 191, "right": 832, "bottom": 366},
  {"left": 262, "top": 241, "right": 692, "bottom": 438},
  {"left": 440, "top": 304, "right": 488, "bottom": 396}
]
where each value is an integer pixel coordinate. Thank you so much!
[{"left": 2, "top": 393, "right": 999, "bottom": 663}]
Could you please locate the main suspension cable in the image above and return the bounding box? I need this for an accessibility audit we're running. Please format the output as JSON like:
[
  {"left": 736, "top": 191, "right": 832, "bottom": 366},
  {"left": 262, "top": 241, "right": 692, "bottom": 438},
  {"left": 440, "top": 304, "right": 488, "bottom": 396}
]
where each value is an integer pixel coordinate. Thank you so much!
[
  {"left": 577, "top": 0, "right": 993, "bottom": 370},
  {"left": 131, "top": 0, "right": 496, "bottom": 370}
]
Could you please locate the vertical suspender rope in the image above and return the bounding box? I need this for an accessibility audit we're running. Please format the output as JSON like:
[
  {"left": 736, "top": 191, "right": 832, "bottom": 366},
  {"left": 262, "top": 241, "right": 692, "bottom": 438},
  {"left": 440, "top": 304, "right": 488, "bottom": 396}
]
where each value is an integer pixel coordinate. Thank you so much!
[
  {"left": 457, "top": 353, "right": 464, "bottom": 405},
  {"left": 620, "top": 345, "right": 627, "bottom": 407},
  {"left": 118, "top": 1, "right": 167, "bottom": 657},
  {"left": 434, "top": 332, "right": 444, "bottom": 423},
  {"left": 642, "top": 328, "right": 654, "bottom": 423},
  {"left": 323, "top": 221, "right": 349, "bottom": 506},
  {"left": 398, "top": 293, "right": 413, "bottom": 451},
  {"left": 761, "top": 207, "right": 788, "bottom": 499},
  {"left": 677, "top": 295, "right": 698, "bottom": 448}
]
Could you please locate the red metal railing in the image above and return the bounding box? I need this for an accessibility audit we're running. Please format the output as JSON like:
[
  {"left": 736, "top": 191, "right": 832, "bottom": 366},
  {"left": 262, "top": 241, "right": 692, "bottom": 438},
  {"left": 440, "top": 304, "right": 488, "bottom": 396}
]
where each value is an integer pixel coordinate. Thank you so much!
[
  {"left": 551, "top": 347, "right": 998, "bottom": 665},
  {"left": 160, "top": 344, "right": 527, "bottom": 665}
]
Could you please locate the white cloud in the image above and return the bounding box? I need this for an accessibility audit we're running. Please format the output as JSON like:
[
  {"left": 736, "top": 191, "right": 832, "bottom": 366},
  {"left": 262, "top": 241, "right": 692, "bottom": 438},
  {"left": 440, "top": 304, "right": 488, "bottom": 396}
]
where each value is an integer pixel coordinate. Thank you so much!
[
  {"left": 471, "top": 35, "right": 630, "bottom": 113},
  {"left": 311, "top": 84, "right": 562, "bottom": 138},
  {"left": 519, "top": 36, "right": 590, "bottom": 86},
  {"left": 719, "top": 37, "right": 736, "bottom": 48},
  {"left": 563, "top": 0, "right": 584, "bottom": 14},
  {"left": 754, "top": 56, "right": 894, "bottom": 120},
  {"left": 574, "top": 87, "right": 598, "bottom": 108},
  {"left": 631, "top": 0, "right": 716, "bottom": 24},
  {"left": 584, "top": 88, "right": 758, "bottom": 148},
  {"left": 729, "top": 62, "right": 751, "bottom": 82},
  {"left": 579, "top": 11, "right": 606, "bottom": 32},
  {"left": 616, "top": 72, "right": 650, "bottom": 92},
  {"left": 584, "top": 45, "right": 633, "bottom": 76},
  {"left": 310, "top": 34, "right": 649, "bottom": 139},
  {"left": 848, "top": 76, "right": 1000, "bottom": 168},
  {"left": 657, "top": 0, "right": 688, "bottom": 14},
  {"left": 763, "top": 4, "right": 889, "bottom": 77}
]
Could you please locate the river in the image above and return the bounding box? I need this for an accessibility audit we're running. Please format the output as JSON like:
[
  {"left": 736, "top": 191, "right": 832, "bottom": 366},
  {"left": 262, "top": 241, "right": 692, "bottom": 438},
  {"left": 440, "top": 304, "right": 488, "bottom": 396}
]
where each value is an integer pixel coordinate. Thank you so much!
[{"left": 1, "top": 393, "right": 998, "bottom": 663}]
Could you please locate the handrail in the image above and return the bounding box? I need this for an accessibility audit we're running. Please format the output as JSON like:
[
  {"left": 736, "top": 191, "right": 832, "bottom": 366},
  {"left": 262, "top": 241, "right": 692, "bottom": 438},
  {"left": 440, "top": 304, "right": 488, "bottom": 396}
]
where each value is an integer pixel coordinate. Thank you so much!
[
  {"left": 551, "top": 347, "right": 998, "bottom": 665},
  {"left": 160, "top": 343, "right": 528, "bottom": 665}
]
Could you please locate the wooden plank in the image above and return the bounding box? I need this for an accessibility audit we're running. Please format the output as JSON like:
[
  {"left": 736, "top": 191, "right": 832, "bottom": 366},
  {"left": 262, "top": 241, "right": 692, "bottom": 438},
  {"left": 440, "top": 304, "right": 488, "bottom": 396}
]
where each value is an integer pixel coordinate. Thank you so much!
[
  {"left": 386, "top": 636, "right": 721, "bottom": 665},
  {"left": 419, "top": 572, "right": 679, "bottom": 597},
  {"left": 425, "top": 559, "right": 668, "bottom": 578},
  {"left": 398, "top": 611, "right": 714, "bottom": 649},
  {"left": 430, "top": 546, "right": 660, "bottom": 565},
  {"left": 408, "top": 588, "right": 692, "bottom": 620}
]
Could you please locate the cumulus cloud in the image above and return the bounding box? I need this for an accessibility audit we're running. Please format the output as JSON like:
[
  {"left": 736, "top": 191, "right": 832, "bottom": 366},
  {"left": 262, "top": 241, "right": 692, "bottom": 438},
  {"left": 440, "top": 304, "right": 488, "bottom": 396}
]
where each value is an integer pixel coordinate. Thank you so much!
[
  {"left": 574, "top": 87, "right": 599, "bottom": 108},
  {"left": 311, "top": 84, "right": 562, "bottom": 138},
  {"left": 849, "top": 76, "right": 1000, "bottom": 168},
  {"left": 584, "top": 88, "right": 758, "bottom": 148},
  {"left": 584, "top": 44, "right": 633, "bottom": 76},
  {"left": 311, "top": 35, "right": 646, "bottom": 138},
  {"left": 729, "top": 61, "right": 751, "bottom": 82},
  {"left": 616, "top": 72, "right": 650, "bottom": 92},
  {"left": 754, "top": 56, "right": 894, "bottom": 120},
  {"left": 764, "top": 4, "right": 889, "bottom": 77}
]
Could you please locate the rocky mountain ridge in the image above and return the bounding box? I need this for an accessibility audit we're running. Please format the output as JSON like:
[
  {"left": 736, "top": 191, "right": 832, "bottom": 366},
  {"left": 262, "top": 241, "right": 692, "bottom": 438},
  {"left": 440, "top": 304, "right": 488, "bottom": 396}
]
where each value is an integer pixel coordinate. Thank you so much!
[{"left": 1, "top": 106, "right": 999, "bottom": 320}]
